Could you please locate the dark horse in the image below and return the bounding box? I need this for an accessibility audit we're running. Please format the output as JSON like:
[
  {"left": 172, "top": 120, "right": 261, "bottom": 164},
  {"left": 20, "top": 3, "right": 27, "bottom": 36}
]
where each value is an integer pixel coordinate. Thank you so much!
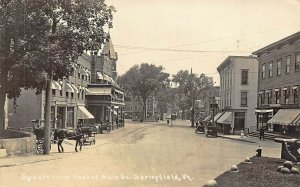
[{"left": 53, "top": 129, "right": 83, "bottom": 153}]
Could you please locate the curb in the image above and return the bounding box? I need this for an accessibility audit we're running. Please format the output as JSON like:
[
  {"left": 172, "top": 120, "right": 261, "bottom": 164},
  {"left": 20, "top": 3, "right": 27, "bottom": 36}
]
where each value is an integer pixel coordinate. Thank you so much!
[{"left": 217, "top": 135, "right": 257, "bottom": 144}]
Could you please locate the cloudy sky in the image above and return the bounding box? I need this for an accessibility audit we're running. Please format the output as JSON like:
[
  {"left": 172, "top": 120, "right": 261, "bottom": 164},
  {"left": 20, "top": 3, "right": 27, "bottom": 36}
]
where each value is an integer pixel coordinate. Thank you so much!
[{"left": 106, "top": 0, "right": 300, "bottom": 85}]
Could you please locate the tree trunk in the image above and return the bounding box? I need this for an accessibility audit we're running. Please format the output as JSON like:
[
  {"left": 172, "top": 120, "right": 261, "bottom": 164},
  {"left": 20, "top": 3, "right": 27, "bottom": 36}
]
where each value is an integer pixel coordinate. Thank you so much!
[
  {"left": 43, "top": 76, "right": 52, "bottom": 154},
  {"left": 0, "top": 88, "right": 6, "bottom": 130},
  {"left": 143, "top": 100, "right": 147, "bottom": 120}
]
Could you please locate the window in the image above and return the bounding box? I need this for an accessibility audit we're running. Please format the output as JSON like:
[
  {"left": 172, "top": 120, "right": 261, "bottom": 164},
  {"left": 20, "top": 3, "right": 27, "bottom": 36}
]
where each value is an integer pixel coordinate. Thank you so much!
[
  {"left": 130, "top": 105, "right": 133, "bottom": 110},
  {"left": 241, "top": 70, "right": 248, "bottom": 85},
  {"left": 78, "top": 72, "right": 80, "bottom": 78},
  {"left": 71, "top": 92, "right": 74, "bottom": 98},
  {"left": 277, "top": 59, "right": 281, "bottom": 76},
  {"left": 66, "top": 92, "right": 69, "bottom": 98},
  {"left": 229, "top": 91, "right": 231, "bottom": 106},
  {"left": 52, "top": 89, "right": 56, "bottom": 96},
  {"left": 267, "top": 91, "right": 272, "bottom": 104},
  {"left": 275, "top": 89, "right": 281, "bottom": 104},
  {"left": 60, "top": 90, "right": 63, "bottom": 96},
  {"left": 241, "top": 92, "right": 247, "bottom": 106},
  {"left": 293, "top": 86, "right": 299, "bottom": 104},
  {"left": 268, "top": 62, "right": 273, "bottom": 77},
  {"left": 296, "top": 54, "right": 300, "bottom": 71},
  {"left": 134, "top": 106, "right": 138, "bottom": 110},
  {"left": 262, "top": 64, "right": 266, "bottom": 79},
  {"left": 283, "top": 87, "right": 290, "bottom": 104},
  {"left": 286, "top": 56, "right": 291, "bottom": 74},
  {"left": 260, "top": 91, "right": 265, "bottom": 105},
  {"left": 230, "top": 71, "right": 232, "bottom": 88}
]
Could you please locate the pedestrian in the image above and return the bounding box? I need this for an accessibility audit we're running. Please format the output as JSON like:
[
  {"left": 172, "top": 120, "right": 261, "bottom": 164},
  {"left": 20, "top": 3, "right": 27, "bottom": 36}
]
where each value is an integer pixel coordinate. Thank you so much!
[{"left": 259, "top": 128, "right": 265, "bottom": 141}]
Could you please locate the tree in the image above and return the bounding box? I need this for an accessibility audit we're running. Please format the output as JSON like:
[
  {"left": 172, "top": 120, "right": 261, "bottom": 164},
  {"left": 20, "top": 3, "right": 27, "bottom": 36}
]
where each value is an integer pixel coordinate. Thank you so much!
[
  {"left": 0, "top": 0, "right": 114, "bottom": 154},
  {"left": 156, "top": 86, "right": 175, "bottom": 120},
  {"left": 173, "top": 69, "right": 214, "bottom": 127},
  {"left": 118, "top": 63, "right": 169, "bottom": 120}
]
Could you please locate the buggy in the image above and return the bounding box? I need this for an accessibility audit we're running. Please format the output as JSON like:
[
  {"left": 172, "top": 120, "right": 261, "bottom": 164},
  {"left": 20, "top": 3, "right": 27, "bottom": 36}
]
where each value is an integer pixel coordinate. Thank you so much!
[{"left": 98, "top": 122, "right": 111, "bottom": 134}]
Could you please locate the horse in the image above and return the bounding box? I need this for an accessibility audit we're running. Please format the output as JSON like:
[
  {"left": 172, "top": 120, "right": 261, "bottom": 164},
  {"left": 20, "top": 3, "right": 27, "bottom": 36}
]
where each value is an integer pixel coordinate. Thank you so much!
[{"left": 53, "top": 129, "right": 83, "bottom": 153}]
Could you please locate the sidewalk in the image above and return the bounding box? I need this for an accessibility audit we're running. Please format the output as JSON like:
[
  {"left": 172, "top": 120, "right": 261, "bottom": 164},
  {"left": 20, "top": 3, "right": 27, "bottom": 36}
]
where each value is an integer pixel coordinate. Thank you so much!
[
  {"left": 0, "top": 134, "right": 111, "bottom": 168},
  {"left": 217, "top": 134, "right": 258, "bottom": 144}
]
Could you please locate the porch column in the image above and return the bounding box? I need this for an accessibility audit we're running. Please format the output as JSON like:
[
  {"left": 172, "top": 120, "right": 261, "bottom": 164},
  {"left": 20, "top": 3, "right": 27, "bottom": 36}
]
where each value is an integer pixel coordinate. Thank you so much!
[
  {"left": 54, "top": 105, "right": 58, "bottom": 128},
  {"left": 64, "top": 106, "right": 67, "bottom": 128}
]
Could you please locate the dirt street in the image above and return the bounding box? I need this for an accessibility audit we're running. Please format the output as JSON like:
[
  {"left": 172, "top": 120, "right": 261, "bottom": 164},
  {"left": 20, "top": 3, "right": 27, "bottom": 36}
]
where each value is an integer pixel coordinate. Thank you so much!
[{"left": 0, "top": 120, "right": 281, "bottom": 187}]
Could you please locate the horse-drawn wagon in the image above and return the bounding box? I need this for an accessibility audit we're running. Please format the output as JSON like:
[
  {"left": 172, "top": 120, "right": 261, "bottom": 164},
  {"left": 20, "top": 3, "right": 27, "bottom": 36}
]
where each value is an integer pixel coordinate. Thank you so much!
[
  {"left": 78, "top": 126, "right": 96, "bottom": 146},
  {"left": 98, "top": 122, "right": 111, "bottom": 134}
]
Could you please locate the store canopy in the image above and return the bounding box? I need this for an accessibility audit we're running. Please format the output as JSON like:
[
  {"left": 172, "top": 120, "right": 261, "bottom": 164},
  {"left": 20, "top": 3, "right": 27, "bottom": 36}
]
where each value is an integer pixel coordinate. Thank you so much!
[
  {"left": 213, "top": 112, "right": 224, "bottom": 122},
  {"left": 255, "top": 109, "right": 273, "bottom": 113},
  {"left": 267, "top": 109, "right": 300, "bottom": 126},
  {"left": 203, "top": 115, "right": 211, "bottom": 122},
  {"left": 87, "top": 87, "right": 111, "bottom": 95},
  {"left": 72, "top": 84, "right": 79, "bottom": 93},
  {"left": 66, "top": 83, "right": 74, "bottom": 92},
  {"left": 97, "top": 72, "right": 103, "bottom": 80},
  {"left": 77, "top": 106, "right": 94, "bottom": 119},
  {"left": 217, "top": 112, "right": 232, "bottom": 124}
]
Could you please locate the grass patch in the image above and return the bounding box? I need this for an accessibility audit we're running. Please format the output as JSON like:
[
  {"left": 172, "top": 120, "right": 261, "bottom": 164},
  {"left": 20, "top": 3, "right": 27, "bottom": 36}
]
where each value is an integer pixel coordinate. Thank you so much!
[{"left": 215, "top": 157, "right": 300, "bottom": 187}]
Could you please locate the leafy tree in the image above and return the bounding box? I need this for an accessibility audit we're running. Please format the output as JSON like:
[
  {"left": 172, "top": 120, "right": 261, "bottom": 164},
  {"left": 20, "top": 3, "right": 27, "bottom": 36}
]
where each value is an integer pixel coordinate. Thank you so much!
[
  {"left": 118, "top": 63, "right": 169, "bottom": 120},
  {"left": 156, "top": 86, "right": 175, "bottom": 120},
  {"left": 173, "top": 69, "right": 214, "bottom": 127},
  {"left": 0, "top": 0, "right": 114, "bottom": 154}
]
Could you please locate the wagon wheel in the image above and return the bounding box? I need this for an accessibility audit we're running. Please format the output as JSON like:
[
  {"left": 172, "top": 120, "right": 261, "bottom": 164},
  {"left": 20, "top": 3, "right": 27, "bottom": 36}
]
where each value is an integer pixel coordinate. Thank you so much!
[{"left": 36, "top": 143, "right": 44, "bottom": 154}]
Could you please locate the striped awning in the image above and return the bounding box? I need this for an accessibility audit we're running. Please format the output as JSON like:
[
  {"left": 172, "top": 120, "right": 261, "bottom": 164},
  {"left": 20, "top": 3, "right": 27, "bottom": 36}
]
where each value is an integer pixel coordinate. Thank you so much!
[
  {"left": 213, "top": 112, "right": 224, "bottom": 122},
  {"left": 267, "top": 109, "right": 300, "bottom": 126},
  {"left": 77, "top": 106, "right": 94, "bottom": 119},
  {"left": 66, "top": 82, "right": 74, "bottom": 92},
  {"left": 72, "top": 84, "right": 79, "bottom": 93},
  {"left": 97, "top": 72, "right": 103, "bottom": 80},
  {"left": 217, "top": 112, "right": 232, "bottom": 124},
  {"left": 203, "top": 115, "right": 211, "bottom": 122}
]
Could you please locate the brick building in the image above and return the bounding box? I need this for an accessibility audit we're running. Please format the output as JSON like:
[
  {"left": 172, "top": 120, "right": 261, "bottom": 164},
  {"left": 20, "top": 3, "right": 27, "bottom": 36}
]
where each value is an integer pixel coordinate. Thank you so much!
[
  {"left": 8, "top": 36, "right": 125, "bottom": 130},
  {"left": 216, "top": 56, "right": 258, "bottom": 134},
  {"left": 124, "top": 95, "right": 157, "bottom": 120},
  {"left": 253, "top": 32, "right": 300, "bottom": 135}
]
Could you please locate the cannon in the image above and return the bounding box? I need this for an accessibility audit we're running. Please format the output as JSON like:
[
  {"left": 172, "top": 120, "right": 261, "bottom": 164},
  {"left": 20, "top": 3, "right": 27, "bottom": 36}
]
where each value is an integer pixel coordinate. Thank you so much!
[{"left": 274, "top": 138, "right": 300, "bottom": 163}]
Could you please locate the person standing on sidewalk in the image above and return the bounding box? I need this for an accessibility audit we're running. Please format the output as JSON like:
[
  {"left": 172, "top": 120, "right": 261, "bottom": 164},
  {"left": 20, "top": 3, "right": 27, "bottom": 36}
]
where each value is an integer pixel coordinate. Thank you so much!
[{"left": 259, "top": 128, "right": 265, "bottom": 141}]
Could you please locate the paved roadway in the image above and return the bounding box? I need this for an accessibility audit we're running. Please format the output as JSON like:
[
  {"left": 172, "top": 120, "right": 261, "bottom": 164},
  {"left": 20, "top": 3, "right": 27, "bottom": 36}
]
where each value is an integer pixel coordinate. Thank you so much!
[{"left": 0, "top": 120, "right": 281, "bottom": 187}]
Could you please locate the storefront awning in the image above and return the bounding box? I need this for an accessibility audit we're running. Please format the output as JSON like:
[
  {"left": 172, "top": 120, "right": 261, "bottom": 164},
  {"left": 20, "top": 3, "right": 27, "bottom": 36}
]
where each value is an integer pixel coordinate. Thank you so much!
[
  {"left": 267, "top": 109, "right": 300, "bottom": 126},
  {"left": 72, "top": 84, "right": 79, "bottom": 93},
  {"left": 66, "top": 82, "right": 74, "bottom": 93},
  {"left": 203, "top": 115, "right": 211, "bottom": 122},
  {"left": 255, "top": 109, "right": 273, "bottom": 113},
  {"left": 87, "top": 87, "right": 111, "bottom": 95},
  {"left": 217, "top": 112, "right": 232, "bottom": 124},
  {"left": 213, "top": 112, "right": 224, "bottom": 122},
  {"left": 77, "top": 106, "right": 94, "bottom": 119},
  {"left": 97, "top": 72, "right": 103, "bottom": 80}
]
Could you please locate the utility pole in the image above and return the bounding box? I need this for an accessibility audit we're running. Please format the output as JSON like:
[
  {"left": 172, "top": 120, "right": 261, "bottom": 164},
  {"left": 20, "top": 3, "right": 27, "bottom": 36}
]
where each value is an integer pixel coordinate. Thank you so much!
[{"left": 190, "top": 68, "right": 195, "bottom": 127}]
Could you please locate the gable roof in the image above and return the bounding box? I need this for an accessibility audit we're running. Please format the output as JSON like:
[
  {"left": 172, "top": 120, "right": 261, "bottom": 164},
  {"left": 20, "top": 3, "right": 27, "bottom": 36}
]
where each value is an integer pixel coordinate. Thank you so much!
[{"left": 102, "top": 37, "right": 118, "bottom": 60}]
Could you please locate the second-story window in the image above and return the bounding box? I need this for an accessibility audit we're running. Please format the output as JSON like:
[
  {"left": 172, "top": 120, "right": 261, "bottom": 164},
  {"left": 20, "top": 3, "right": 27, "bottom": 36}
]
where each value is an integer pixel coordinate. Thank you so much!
[
  {"left": 296, "top": 54, "right": 300, "bottom": 71},
  {"left": 269, "top": 62, "right": 273, "bottom": 78},
  {"left": 293, "top": 86, "right": 299, "bottom": 104},
  {"left": 262, "top": 64, "right": 266, "bottom": 79},
  {"left": 274, "top": 89, "right": 281, "bottom": 104},
  {"left": 241, "top": 70, "right": 248, "bottom": 85},
  {"left": 286, "top": 56, "right": 291, "bottom": 74},
  {"left": 277, "top": 59, "right": 281, "bottom": 76},
  {"left": 241, "top": 92, "right": 247, "bottom": 107},
  {"left": 260, "top": 91, "right": 265, "bottom": 105},
  {"left": 267, "top": 91, "right": 272, "bottom": 104},
  {"left": 283, "top": 87, "right": 290, "bottom": 104}
]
